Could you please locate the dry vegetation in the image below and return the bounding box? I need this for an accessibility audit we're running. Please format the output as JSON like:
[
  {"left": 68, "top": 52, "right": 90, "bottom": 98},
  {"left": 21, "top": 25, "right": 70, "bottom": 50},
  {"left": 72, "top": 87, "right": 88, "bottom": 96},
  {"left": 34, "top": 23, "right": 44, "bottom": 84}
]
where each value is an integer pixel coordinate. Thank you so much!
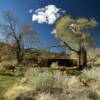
[
  {"left": 0, "top": 43, "right": 100, "bottom": 100},
  {"left": 3, "top": 66, "right": 100, "bottom": 100}
]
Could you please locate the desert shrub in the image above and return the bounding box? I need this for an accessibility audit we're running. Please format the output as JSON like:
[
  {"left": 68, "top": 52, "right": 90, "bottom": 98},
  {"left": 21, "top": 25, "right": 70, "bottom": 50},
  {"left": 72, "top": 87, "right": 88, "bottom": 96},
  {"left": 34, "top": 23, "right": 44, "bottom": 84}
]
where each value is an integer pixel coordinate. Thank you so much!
[
  {"left": 13, "top": 64, "right": 29, "bottom": 77},
  {"left": 55, "top": 89, "right": 98, "bottom": 100},
  {"left": 80, "top": 67, "right": 100, "bottom": 97},
  {"left": 15, "top": 87, "right": 99, "bottom": 100},
  {"left": 80, "top": 67, "right": 100, "bottom": 81},
  {"left": 24, "top": 68, "right": 81, "bottom": 89},
  {"left": 5, "top": 67, "right": 100, "bottom": 100},
  {"left": 51, "top": 62, "right": 59, "bottom": 68},
  {"left": 53, "top": 72, "right": 69, "bottom": 89},
  {"left": 24, "top": 68, "right": 50, "bottom": 80},
  {"left": 25, "top": 68, "right": 56, "bottom": 88}
]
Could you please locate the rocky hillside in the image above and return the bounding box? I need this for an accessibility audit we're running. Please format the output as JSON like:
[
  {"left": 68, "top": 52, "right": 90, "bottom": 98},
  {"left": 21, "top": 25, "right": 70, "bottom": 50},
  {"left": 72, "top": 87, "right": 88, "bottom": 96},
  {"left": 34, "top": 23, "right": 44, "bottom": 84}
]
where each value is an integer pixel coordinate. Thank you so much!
[
  {"left": 0, "top": 42, "right": 100, "bottom": 66},
  {"left": 0, "top": 43, "right": 16, "bottom": 62}
]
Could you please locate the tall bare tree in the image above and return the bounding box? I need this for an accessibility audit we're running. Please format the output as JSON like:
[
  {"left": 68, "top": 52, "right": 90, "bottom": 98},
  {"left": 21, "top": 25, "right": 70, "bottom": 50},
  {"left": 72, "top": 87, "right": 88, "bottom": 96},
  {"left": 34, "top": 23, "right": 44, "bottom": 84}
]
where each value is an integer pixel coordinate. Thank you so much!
[
  {"left": 0, "top": 11, "right": 38, "bottom": 64},
  {"left": 52, "top": 15, "right": 98, "bottom": 69}
]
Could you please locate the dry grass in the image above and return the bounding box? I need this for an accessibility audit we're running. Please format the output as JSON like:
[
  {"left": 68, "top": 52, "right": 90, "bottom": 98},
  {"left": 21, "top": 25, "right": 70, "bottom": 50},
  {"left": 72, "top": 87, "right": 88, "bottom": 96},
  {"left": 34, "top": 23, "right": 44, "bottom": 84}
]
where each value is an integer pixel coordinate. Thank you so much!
[
  {"left": 3, "top": 66, "right": 100, "bottom": 100},
  {"left": 36, "top": 93, "right": 55, "bottom": 100},
  {"left": 81, "top": 67, "right": 100, "bottom": 82},
  {"left": 4, "top": 84, "right": 32, "bottom": 100}
]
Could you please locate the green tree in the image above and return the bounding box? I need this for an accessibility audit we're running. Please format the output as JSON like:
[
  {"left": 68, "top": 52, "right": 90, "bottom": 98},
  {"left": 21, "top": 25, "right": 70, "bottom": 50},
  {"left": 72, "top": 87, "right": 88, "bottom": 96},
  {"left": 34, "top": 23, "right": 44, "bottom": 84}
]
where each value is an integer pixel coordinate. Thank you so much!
[
  {"left": 0, "top": 11, "right": 38, "bottom": 64},
  {"left": 52, "top": 15, "right": 98, "bottom": 69}
]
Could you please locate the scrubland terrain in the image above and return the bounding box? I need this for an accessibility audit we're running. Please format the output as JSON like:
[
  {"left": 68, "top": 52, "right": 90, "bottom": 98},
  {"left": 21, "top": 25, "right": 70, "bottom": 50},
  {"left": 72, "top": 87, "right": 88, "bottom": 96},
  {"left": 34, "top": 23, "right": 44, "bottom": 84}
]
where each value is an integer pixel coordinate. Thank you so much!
[
  {"left": 0, "top": 43, "right": 100, "bottom": 100},
  {"left": 0, "top": 66, "right": 100, "bottom": 100}
]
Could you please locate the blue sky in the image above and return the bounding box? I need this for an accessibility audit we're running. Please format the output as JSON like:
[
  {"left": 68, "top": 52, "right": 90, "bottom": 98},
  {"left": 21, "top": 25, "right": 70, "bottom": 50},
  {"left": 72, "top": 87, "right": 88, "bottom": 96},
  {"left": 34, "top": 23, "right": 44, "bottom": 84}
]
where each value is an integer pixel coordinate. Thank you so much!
[{"left": 0, "top": 0, "right": 100, "bottom": 52}]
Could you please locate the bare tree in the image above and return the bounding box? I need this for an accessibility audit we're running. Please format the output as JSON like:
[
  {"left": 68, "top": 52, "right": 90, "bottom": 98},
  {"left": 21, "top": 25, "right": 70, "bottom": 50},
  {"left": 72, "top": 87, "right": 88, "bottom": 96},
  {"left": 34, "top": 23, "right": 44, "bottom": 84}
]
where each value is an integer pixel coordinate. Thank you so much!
[
  {"left": 52, "top": 16, "right": 98, "bottom": 69},
  {"left": 0, "top": 11, "right": 38, "bottom": 64}
]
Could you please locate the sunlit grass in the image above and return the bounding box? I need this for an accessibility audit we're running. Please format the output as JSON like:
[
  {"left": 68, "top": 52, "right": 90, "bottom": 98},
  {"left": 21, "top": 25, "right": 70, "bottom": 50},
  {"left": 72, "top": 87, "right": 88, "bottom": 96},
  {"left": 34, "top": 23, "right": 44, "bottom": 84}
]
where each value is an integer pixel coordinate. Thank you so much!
[
  {"left": 0, "top": 65, "right": 100, "bottom": 100},
  {"left": 0, "top": 75, "right": 18, "bottom": 99},
  {"left": 80, "top": 67, "right": 100, "bottom": 81}
]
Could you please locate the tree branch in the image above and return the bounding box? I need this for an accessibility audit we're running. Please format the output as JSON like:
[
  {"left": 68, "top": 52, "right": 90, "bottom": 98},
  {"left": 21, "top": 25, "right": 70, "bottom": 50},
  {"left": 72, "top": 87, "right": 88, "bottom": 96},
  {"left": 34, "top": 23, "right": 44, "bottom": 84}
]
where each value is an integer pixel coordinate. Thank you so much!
[
  {"left": 62, "top": 41, "right": 78, "bottom": 53},
  {"left": 47, "top": 44, "right": 65, "bottom": 48},
  {"left": 59, "top": 39, "right": 78, "bottom": 53},
  {"left": 8, "top": 20, "right": 18, "bottom": 41},
  {"left": 46, "top": 42, "right": 78, "bottom": 54}
]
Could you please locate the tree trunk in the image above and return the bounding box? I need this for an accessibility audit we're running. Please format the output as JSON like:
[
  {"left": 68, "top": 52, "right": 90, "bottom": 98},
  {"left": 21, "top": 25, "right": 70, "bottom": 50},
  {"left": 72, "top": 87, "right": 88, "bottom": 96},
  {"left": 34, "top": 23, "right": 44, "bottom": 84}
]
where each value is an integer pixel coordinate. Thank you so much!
[
  {"left": 78, "top": 47, "right": 87, "bottom": 70},
  {"left": 16, "top": 41, "right": 23, "bottom": 65},
  {"left": 16, "top": 49, "right": 22, "bottom": 65}
]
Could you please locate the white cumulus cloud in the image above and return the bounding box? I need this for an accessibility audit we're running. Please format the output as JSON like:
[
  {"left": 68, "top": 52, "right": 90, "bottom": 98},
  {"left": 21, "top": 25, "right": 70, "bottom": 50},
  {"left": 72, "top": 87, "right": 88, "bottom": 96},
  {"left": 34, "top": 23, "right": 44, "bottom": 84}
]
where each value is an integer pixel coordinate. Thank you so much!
[{"left": 32, "top": 5, "right": 65, "bottom": 24}]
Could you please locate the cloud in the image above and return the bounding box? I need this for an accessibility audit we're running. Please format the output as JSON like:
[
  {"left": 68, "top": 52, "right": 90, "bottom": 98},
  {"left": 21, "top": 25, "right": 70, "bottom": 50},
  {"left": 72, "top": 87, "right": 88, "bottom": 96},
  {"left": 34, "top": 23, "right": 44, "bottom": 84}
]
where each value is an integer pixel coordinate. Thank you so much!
[
  {"left": 32, "top": 5, "right": 65, "bottom": 24},
  {"left": 51, "top": 29, "right": 58, "bottom": 37},
  {"left": 29, "top": 9, "right": 33, "bottom": 13},
  {"left": 51, "top": 29, "right": 56, "bottom": 34}
]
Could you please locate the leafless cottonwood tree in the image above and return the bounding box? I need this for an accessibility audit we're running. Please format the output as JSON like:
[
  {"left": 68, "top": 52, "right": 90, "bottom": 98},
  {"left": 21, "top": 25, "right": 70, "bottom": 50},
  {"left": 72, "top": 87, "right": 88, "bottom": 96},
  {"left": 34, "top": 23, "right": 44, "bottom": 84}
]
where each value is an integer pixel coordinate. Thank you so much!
[
  {"left": 52, "top": 16, "right": 98, "bottom": 69},
  {"left": 0, "top": 11, "right": 38, "bottom": 64}
]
